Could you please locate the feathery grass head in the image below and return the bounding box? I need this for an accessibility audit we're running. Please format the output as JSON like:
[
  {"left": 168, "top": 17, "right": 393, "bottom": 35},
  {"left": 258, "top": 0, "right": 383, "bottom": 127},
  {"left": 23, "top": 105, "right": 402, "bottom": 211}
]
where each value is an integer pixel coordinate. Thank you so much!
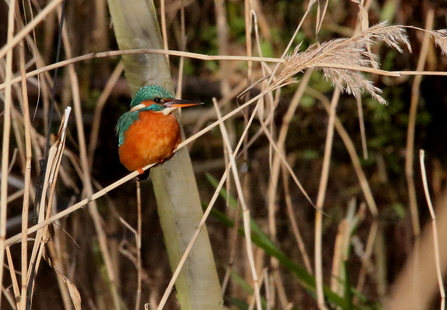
[
  {"left": 430, "top": 29, "right": 447, "bottom": 55},
  {"left": 276, "top": 22, "right": 412, "bottom": 104}
]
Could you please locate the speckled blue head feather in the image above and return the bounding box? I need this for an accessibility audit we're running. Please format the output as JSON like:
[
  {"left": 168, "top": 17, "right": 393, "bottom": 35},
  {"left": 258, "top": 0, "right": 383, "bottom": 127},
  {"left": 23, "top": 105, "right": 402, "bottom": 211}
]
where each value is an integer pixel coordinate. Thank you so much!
[{"left": 130, "top": 85, "right": 175, "bottom": 108}]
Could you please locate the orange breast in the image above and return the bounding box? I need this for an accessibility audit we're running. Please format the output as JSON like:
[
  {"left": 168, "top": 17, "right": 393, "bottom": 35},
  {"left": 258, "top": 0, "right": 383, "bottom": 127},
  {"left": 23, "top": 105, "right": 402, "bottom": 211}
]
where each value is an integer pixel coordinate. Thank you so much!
[{"left": 118, "top": 111, "right": 181, "bottom": 172}]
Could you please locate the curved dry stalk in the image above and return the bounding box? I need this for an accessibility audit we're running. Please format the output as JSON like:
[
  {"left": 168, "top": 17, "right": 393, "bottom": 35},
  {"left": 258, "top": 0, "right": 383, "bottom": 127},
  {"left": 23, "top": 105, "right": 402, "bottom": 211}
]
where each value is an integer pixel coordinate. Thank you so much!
[
  {"left": 309, "top": 87, "right": 378, "bottom": 215},
  {"left": 0, "top": 50, "right": 284, "bottom": 91},
  {"left": 403, "top": 26, "right": 447, "bottom": 55},
  {"left": 281, "top": 162, "right": 313, "bottom": 274},
  {"left": 419, "top": 150, "right": 445, "bottom": 310},
  {"left": 405, "top": 10, "right": 433, "bottom": 237},
  {"left": 88, "top": 61, "right": 124, "bottom": 170}
]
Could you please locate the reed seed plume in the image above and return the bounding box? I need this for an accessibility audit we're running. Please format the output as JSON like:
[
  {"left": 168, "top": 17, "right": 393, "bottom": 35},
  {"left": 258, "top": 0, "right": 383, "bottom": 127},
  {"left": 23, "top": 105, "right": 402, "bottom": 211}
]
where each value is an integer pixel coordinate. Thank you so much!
[
  {"left": 430, "top": 29, "right": 447, "bottom": 55},
  {"left": 276, "top": 22, "right": 411, "bottom": 104}
]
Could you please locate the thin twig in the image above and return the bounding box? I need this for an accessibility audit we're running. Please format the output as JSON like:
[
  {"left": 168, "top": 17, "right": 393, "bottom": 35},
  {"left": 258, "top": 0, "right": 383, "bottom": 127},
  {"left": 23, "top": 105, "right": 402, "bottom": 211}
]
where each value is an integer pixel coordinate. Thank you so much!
[
  {"left": 19, "top": 34, "right": 32, "bottom": 310},
  {"left": 405, "top": 9, "right": 434, "bottom": 237},
  {"left": 315, "top": 86, "right": 340, "bottom": 310},
  {"left": 135, "top": 181, "right": 142, "bottom": 310},
  {"left": 419, "top": 150, "right": 446, "bottom": 310},
  {"left": 88, "top": 61, "right": 124, "bottom": 170}
]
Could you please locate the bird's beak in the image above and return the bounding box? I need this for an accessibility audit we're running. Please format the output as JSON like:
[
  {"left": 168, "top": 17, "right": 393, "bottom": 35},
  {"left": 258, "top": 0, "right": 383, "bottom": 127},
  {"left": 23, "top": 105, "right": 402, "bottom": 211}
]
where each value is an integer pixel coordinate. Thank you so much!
[{"left": 164, "top": 99, "right": 204, "bottom": 108}]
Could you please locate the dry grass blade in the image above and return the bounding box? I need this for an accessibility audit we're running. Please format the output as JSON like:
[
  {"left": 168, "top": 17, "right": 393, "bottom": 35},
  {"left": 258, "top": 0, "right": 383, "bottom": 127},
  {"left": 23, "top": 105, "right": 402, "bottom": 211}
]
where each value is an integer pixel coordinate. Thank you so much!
[
  {"left": 26, "top": 107, "right": 71, "bottom": 307},
  {"left": 65, "top": 278, "right": 82, "bottom": 310},
  {"left": 276, "top": 22, "right": 411, "bottom": 104},
  {"left": 213, "top": 98, "right": 262, "bottom": 310},
  {"left": 419, "top": 150, "right": 446, "bottom": 310},
  {"left": 43, "top": 250, "right": 82, "bottom": 310}
]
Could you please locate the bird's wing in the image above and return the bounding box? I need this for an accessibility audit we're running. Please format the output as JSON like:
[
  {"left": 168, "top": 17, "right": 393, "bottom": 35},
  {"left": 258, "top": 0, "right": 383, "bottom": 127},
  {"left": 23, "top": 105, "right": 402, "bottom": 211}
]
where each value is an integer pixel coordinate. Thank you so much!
[{"left": 115, "top": 111, "right": 140, "bottom": 147}]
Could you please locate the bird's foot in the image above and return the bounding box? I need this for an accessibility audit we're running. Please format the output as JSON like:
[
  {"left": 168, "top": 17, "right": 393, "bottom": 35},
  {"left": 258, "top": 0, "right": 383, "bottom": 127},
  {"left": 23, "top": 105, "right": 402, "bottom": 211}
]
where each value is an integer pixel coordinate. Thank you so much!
[{"left": 136, "top": 168, "right": 150, "bottom": 181}]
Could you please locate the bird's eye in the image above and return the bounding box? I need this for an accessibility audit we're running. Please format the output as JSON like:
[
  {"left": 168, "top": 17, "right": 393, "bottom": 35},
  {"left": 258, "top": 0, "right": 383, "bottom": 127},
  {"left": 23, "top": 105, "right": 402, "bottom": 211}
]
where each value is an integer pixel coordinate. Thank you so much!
[{"left": 153, "top": 98, "right": 162, "bottom": 103}]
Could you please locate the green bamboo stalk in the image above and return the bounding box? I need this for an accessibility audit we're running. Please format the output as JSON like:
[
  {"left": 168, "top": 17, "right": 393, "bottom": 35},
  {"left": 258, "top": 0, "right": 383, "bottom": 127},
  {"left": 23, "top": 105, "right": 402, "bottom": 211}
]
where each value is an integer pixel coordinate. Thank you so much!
[{"left": 107, "top": 1, "right": 224, "bottom": 309}]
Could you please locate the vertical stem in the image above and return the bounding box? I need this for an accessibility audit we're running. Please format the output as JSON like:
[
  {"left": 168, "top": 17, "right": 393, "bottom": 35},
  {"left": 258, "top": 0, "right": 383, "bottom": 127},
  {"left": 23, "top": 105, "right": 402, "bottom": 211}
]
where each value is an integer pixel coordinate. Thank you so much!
[
  {"left": 135, "top": 181, "right": 142, "bottom": 310},
  {"left": 0, "top": 0, "right": 16, "bottom": 301},
  {"left": 315, "top": 87, "right": 341, "bottom": 310},
  {"left": 405, "top": 9, "right": 433, "bottom": 237},
  {"left": 19, "top": 41, "right": 32, "bottom": 310}
]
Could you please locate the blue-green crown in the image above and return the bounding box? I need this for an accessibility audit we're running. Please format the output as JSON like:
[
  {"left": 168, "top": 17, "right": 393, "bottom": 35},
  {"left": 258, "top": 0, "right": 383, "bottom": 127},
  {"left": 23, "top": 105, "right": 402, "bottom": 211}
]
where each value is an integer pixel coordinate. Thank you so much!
[{"left": 130, "top": 85, "right": 175, "bottom": 108}]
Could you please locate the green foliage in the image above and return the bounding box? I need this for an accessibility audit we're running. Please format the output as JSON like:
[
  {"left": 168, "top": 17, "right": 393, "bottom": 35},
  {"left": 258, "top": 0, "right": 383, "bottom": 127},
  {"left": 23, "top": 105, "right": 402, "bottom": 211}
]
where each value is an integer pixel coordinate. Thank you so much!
[{"left": 206, "top": 174, "right": 377, "bottom": 310}]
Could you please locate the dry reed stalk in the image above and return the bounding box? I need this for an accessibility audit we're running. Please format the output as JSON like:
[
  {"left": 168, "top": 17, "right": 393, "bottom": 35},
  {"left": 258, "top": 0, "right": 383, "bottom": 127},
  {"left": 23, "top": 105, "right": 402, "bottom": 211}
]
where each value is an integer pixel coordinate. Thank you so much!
[
  {"left": 330, "top": 200, "right": 364, "bottom": 295},
  {"left": 0, "top": 0, "right": 17, "bottom": 301},
  {"left": 250, "top": 11, "right": 290, "bottom": 307},
  {"left": 419, "top": 150, "right": 446, "bottom": 310},
  {"left": 155, "top": 94, "right": 262, "bottom": 308},
  {"left": 263, "top": 268, "right": 272, "bottom": 310},
  {"left": 160, "top": 0, "right": 169, "bottom": 65},
  {"left": 220, "top": 138, "right": 235, "bottom": 296},
  {"left": 26, "top": 107, "right": 71, "bottom": 306},
  {"left": 61, "top": 19, "right": 122, "bottom": 309},
  {"left": 88, "top": 61, "right": 124, "bottom": 170},
  {"left": 356, "top": 96, "right": 368, "bottom": 159},
  {"left": 354, "top": 220, "right": 378, "bottom": 298},
  {"left": 0, "top": 0, "right": 62, "bottom": 60},
  {"left": 174, "top": 0, "right": 186, "bottom": 99},
  {"left": 0, "top": 50, "right": 284, "bottom": 91},
  {"left": 272, "top": 264, "right": 290, "bottom": 309},
  {"left": 405, "top": 10, "right": 434, "bottom": 238},
  {"left": 11, "top": 42, "right": 447, "bottom": 94},
  {"left": 309, "top": 87, "right": 378, "bottom": 215},
  {"left": 190, "top": 79, "right": 250, "bottom": 145},
  {"left": 135, "top": 181, "right": 142, "bottom": 310},
  {"left": 276, "top": 70, "right": 315, "bottom": 276},
  {"left": 216, "top": 0, "right": 231, "bottom": 98},
  {"left": 214, "top": 98, "right": 262, "bottom": 310},
  {"left": 316, "top": 0, "right": 329, "bottom": 35},
  {"left": 19, "top": 35, "right": 33, "bottom": 310},
  {"left": 281, "top": 161, "right": 313, "bottom": 274},
  {"left": 47, "top": 238, "right": 76, "bottom": 310},
  {"left": 264, "top": 71, "right": 312, "bottom": 308},
  {"left": 254, "top": 109, "right": 316, "bottom": 209},
  {"left": 244, "top": 0, "right": 252, "bottom": 79},
  {"left": 6, "top": 247, "right": 20, "bottom": 306},
  {"left": 314, "top": 87, "right": 340, "bottom": 310}
]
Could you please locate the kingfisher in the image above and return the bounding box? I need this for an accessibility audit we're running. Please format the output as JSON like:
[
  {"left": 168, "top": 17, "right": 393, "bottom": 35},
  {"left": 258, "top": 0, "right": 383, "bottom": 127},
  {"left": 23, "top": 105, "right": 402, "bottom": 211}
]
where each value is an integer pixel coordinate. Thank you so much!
[{"left": 116, "top": 85, "right": 203, "bottom": 180}]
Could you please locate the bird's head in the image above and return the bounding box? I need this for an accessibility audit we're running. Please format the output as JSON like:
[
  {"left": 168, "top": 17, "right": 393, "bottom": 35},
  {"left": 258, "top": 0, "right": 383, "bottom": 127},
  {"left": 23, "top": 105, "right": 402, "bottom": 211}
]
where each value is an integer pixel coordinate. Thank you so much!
[{"left": 130, "top": 85, "right": 203, "bottom": 115}]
